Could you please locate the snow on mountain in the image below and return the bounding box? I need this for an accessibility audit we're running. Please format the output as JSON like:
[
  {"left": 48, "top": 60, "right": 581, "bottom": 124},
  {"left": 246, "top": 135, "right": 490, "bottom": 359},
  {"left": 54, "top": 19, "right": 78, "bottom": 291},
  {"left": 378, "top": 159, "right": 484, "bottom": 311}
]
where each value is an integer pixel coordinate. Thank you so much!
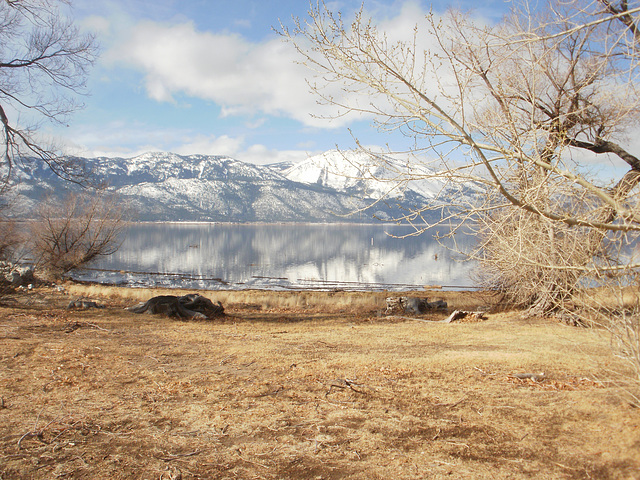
[
  {"left": 5, "top": 151, "right": 460, "bottom": 222},
  {"left": 283, "top": 150, "right": 452, "bottom": 201}
]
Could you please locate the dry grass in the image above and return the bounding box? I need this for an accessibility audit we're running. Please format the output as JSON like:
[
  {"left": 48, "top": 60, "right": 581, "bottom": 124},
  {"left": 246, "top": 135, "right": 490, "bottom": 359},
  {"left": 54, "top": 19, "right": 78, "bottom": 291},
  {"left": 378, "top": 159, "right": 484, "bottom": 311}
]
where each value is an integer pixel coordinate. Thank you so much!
[
  {"left": 0, "top": 284, "right": 638, "bottom": 479},
  {"left": 64, "top": 283, "right": 490, "bottom": 313},
  {"left": 571, "top": 285, "right": 640, "bottom": 311}
]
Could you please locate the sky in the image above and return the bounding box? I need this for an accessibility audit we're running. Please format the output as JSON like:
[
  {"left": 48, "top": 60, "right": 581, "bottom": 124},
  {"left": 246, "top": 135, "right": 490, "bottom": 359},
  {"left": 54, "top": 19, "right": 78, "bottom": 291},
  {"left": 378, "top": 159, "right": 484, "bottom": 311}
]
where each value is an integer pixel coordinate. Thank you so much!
[{"left": 41, "top": 0, "right": 510, "bottom": 165}]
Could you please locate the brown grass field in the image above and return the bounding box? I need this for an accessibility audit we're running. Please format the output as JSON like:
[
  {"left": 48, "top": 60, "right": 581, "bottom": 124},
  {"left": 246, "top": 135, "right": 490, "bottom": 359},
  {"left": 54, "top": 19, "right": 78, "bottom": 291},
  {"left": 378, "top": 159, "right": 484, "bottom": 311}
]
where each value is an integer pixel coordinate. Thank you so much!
[{"left": 1, "top": 284, "right": 639, "bottom": 479}]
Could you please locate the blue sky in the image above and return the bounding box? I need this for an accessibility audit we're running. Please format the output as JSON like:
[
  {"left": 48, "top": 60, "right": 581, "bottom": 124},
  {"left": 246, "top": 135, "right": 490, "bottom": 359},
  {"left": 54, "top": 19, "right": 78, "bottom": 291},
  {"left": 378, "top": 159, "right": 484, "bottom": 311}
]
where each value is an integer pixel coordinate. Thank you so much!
[{"left": 50, "top": 0, "right": 510, "bottom": 164}]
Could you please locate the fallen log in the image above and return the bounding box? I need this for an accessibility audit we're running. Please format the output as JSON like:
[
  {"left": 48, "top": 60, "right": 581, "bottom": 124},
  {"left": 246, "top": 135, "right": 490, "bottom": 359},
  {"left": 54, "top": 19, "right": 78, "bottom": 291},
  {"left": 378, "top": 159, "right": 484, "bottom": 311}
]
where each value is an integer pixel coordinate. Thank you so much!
[
  {"left": 385, "top": 296, "right": 448, "bottom": 315},
  {"left": 127, "top": 293, "right": 224, "bottom": 320},
  {"left": 444, "top": 310, "right": 487, "bottom": 323}
]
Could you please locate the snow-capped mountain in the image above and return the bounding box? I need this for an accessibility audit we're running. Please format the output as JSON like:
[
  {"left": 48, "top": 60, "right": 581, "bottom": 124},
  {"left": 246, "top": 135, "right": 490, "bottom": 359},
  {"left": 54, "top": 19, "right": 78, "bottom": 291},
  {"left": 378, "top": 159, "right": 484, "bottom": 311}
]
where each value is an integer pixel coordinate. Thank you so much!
[
  {"left": 5, "top": 151, "right": 466, "bottom": 222},
  {"left": 283, "top": 150, "right": 451, "bottom": 201}
]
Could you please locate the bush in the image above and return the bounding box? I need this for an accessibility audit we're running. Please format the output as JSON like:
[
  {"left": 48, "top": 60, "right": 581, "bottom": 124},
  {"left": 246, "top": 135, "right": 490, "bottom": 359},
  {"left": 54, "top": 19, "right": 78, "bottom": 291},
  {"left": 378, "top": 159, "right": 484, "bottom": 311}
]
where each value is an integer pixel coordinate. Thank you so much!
[{"left": 31, "top": 190, "right": 128, "bottom": 279}]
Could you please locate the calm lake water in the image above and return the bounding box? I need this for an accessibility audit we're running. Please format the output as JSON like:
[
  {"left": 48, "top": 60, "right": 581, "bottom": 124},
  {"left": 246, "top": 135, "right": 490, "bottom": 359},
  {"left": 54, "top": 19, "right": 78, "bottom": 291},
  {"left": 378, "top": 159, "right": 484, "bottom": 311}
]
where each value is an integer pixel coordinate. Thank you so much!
[{"left": 75, "top": 223, "right": 477, "bottom": 291}]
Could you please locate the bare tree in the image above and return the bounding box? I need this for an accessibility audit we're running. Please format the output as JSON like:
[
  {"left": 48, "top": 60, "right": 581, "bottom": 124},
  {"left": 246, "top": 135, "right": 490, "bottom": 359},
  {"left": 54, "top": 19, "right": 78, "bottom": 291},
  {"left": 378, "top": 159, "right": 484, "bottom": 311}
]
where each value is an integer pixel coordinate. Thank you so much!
[
  {"left": 282, "top": 1, "right": 640, "bottom": 305},
  {"left": 31, "top": 190, "right": 128, "bottom": 279},
  {"left": 0, "top": 0, "right": 97, "bottom": 186},
  {"left": 283, "top": 1, "right": 640, "bottom": 398}
]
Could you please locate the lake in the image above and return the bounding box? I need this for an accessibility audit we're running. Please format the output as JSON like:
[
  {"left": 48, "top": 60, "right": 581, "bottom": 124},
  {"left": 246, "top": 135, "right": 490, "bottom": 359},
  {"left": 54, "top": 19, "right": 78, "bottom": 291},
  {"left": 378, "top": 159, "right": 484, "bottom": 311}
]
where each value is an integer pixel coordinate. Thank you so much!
[{"left": 74, "top": 223, "right": 478, "bottom": 291}]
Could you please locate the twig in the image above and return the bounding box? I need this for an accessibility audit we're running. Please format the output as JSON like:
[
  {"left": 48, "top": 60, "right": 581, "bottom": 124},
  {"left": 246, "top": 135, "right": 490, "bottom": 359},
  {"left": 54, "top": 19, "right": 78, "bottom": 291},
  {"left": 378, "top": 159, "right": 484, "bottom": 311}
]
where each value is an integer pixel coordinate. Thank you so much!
[
  {"left": 433, "top": 460, "right": 456, "bottom": 466},
  {"left": 235, "top": 451, "right": 269, "bottom": 468},
  {"left": 552, "top": 461, "right": 580, "bottom": 471},
  {"left": 160, "top": 450, "right": 201, "bottom": 462},
  {"left": 325, "top": 378, "right": 367, "bottom": 397},
  {"left": 254, "top": 446, "right": 278, "bottom": 457},
  {"left": 84, "top": 322, "right": 110, "bottom": 332},
  {"left": 255, "top": 386, "right": 284, "bottom": 397},
  {"left": 17, "top": 431, "right": 42, "bottom": 450},
  {"left": 473, "top": 366, "right": 496, "bottom": 376},
  {"left": 219, "top": 355, "right": 234, "bottom": 365},
  {"left": 49, "top": 420, "right": 82, "bottom": 443},
  {"left": 444, "top": 440, "right": 470, "bottom": 449},
  {"left": 64, "top": 321, "right": 110, "bottom": 333},
  {"left": 212, "top": 424, "right": 228, "bottom": 435},
  {"left": 17, "top": 415, "right": 63, "bottom": 450},
  {"left": 17, "top": 407, "right": 46, "bottom": 450}
]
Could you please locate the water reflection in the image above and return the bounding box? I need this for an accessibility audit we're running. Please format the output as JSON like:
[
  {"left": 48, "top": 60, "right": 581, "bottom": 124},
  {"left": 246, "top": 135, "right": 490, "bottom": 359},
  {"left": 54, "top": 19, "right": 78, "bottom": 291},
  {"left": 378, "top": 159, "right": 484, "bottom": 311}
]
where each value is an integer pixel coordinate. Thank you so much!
[{"left": 80, "top": 223, "right": 477, "bottom": 290}]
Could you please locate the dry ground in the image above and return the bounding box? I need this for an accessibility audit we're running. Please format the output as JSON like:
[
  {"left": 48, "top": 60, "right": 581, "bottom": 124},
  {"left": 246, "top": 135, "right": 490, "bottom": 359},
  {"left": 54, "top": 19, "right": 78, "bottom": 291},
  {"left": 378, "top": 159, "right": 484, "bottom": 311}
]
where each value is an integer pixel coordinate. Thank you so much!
[{"left": 0, "top": 284, "right": 639, "bottom": 479}]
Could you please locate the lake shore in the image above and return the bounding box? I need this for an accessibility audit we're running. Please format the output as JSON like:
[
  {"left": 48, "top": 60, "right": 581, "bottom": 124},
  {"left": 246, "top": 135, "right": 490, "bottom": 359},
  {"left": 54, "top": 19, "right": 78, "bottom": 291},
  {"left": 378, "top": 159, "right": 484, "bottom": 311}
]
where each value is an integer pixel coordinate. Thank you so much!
[{"left": 1, "top": 284, "right": 638, "bottom": 479}]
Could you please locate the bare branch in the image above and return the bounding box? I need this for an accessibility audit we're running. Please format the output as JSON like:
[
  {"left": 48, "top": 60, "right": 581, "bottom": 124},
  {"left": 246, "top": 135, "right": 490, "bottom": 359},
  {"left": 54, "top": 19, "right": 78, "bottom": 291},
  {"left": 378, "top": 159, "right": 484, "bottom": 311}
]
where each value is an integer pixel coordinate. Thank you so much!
[{"left": 0, "top": 0, "right": 97, "bottom": 184}]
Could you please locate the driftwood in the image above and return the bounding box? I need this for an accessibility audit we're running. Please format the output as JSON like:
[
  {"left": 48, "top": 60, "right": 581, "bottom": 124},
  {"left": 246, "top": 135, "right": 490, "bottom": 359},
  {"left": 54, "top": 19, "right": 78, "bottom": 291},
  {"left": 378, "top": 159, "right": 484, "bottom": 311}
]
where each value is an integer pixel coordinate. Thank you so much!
[
  {"left": 127, "top": 293, "right": 224, "bottom": 320},
  {"left": 385, "top": 296, "right": 448, "bottom": 315},
  {"left": 444, "top": 310, "right": 487, "bottom": 323}
]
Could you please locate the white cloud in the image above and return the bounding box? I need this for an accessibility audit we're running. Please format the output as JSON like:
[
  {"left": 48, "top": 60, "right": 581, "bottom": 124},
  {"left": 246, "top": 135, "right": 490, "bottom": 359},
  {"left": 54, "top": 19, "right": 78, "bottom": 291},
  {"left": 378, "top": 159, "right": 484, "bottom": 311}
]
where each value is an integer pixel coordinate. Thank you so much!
[
  {"left": 168, "top": 135, "right": 318, "bottom": 166},
  {"left": 80, "top": 15, "right": 112, "bottom": 36},
  {"left": 237, "top": 144, "right": 321, "bottom": 166},
  {"left": 54, "top": 121, "right": 314, "bottom": 165},
  {"left": 52, "top": 120, "right": 190, "bottom": 158},
  {"left": 172, "top": 134, "right": 244, "bottom": 157},
  {"left": 99, "top": 2, "right": 456, "bottom": 129},
  {"left": 245, "top": 118, "right": 267, "bottom": 129},
  {"left": 107, "top": 20, "right": 331, "bottom": 126},
  {"left": 78, "top": 2, "right": 498, "bottom": 161}
]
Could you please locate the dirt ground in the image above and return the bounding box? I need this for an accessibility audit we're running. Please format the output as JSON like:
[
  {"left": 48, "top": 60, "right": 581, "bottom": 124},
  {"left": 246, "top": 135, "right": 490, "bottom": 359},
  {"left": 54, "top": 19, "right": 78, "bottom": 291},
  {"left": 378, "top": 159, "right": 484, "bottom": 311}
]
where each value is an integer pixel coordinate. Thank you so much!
[{"left": 0, "top": 285, "right": 639, "bottom": 479}]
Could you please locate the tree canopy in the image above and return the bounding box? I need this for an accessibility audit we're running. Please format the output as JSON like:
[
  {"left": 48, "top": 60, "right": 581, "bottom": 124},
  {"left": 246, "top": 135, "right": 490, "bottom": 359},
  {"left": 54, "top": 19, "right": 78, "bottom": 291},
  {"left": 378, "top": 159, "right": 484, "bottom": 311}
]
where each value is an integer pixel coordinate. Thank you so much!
[{"left": 284, "top": 0, "right": 640, "bottom": 234}]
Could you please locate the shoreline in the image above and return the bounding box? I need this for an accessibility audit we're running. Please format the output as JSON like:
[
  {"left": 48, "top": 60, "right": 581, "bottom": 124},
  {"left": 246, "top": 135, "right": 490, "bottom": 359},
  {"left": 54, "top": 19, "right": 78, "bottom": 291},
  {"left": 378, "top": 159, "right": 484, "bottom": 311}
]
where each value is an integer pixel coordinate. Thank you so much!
[{"left": 70, "top": 268, "right": 481, "bottom": 293}]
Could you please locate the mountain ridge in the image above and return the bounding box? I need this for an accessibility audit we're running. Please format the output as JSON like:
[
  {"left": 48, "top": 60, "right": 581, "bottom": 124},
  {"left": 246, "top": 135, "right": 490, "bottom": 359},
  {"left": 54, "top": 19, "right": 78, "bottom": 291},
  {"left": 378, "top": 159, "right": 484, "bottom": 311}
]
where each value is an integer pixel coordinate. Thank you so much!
[{"left": 5, "top": 150, "right": 465, "bottom": 223}]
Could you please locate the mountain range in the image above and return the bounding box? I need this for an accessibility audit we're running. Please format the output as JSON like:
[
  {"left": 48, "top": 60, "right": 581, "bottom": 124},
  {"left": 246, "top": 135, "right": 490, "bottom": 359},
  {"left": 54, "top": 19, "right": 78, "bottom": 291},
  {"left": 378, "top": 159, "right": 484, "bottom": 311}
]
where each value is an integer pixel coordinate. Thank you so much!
[{"left": 5, "top": 150, "right": 469, "bottom": 222}]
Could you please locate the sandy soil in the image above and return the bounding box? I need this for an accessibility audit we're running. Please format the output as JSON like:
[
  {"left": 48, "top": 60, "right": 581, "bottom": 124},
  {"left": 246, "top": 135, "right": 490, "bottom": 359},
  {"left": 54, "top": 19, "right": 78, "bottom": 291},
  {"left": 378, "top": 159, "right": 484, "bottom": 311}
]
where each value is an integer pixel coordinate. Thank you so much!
[{"left": 0, "top": 285, "right": 639, "bottom": 479}]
